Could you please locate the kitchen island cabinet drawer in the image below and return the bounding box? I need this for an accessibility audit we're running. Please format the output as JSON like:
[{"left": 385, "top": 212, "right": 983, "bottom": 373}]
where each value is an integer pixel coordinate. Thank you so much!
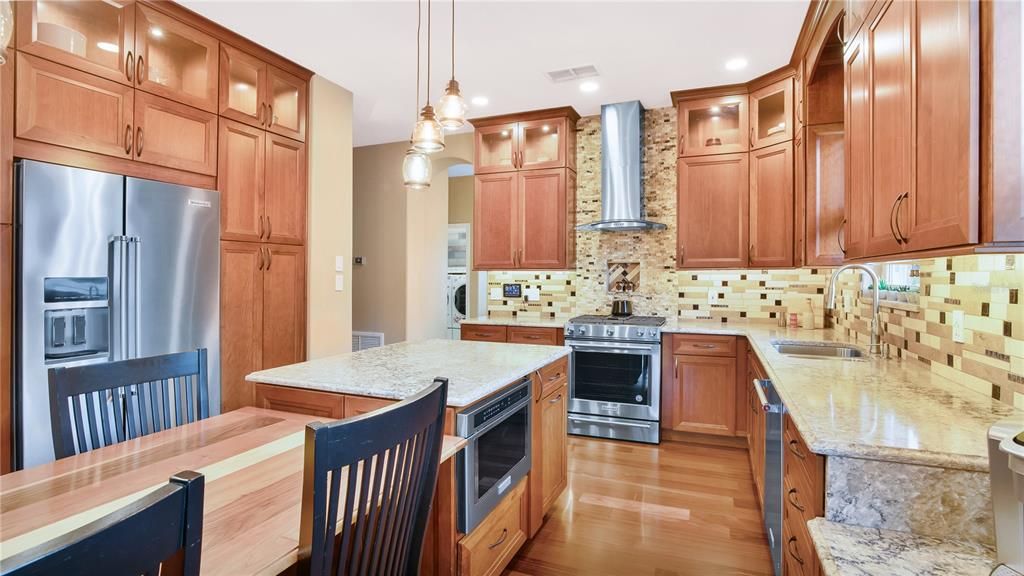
[
  {"left": 458, "top": 477, "right": 528, "bottom": 576},
  {"left": 784, "top": 413, "right": 825, "bottom": 497},
  {"left": 537, "top": 355, "right": 569, "bottom": 398},
  {"left": 507, "top": 326, "right": 561, "bottom": 346},
  {"left": 671, "top": 334, "right": 737, "bottom": 357},
  {"left": 461, "top": 324, "right": 508, "bottom": 343},
  {"left": 344, "top": 395, "right": 394, "bottom": 418},
  {"left": 252, "top": 383, "right": 344, "bottom": 419}
]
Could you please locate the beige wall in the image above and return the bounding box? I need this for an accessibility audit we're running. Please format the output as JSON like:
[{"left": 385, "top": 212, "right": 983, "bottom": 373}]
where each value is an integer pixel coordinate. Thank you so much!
[
  {"left": 352, "top": 140, "right": 409, "bottom": 344},
  {"left": 306, "top": 76, "right": 354, "bottom": 359},
  {"left": 352, "top": 133, "right": 473, "bottom": 343},
  {"left": 448, "top": 175, "right": 473, "bottom": 224}
]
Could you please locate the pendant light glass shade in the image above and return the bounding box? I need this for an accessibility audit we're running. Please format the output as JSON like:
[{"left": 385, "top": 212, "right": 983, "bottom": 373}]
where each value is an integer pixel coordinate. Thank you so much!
[
  {"left": 411, "top": 104, "right": 445, "bottom": 153},
  {"left": 402, "top": 146, "right": 432, "bottom": 190},
  {"left": 437, "top": 79, "right": 467, "bottom": 129}
]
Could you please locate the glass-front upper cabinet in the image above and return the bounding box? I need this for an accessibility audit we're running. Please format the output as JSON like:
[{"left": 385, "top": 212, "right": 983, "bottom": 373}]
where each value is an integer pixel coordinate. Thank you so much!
[
  {"left": 677, "top": 94, "right": 749, "bottom": 157},
  {"left": 16, "top": 0, "right": 136, "bottom": 85},
  {"left": 134, "top": 4, "right": 218, "bottom": 112},
  {"left": 267, "top": 65, "right": 307, "bottom": 141},
  {"left": 474, "top": 123, "right": 519, "bottom": 174},
  {"left": 519, "top": 118, "right": 566, "bottom": 171},
  {"left": 750, "top": 77, "right": 793, "bottom": 149},
  {"left": 220, "top": 44, "right": 267, "bottom": 128}
]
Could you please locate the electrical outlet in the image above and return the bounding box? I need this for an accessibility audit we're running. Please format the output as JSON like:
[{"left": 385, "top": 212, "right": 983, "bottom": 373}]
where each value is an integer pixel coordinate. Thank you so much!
[
  {"left": 335, "top": 256, "right": 344, "bottom": 272},
  {"left": 843, "top": 294, "right": 853, "bottom": 309},
  {"left": 951, "top": 310, "right": 965, "bottom": 343},
  {"left": 708, "top": 291, "right": 719, "bottom": 304},
  {"left": 335, "top": 274, "right": 344, "bottom": 292}
]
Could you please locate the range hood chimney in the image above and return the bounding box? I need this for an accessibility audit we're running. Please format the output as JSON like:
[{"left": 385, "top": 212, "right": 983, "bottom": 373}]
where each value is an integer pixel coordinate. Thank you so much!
[{"left": 577, "top": 101, "right": 666, "bottom": 232}]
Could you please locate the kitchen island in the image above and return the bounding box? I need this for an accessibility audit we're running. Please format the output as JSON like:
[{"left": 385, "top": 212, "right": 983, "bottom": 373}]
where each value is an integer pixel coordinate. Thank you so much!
[{"left": 246, "top": 338, "right": 571, "bottom": 576}]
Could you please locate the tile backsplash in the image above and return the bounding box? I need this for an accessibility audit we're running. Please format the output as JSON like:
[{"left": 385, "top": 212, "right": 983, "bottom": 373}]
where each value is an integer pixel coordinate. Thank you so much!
[{"left": 483, "top": 106, "right": 1024, "bottom": 407}]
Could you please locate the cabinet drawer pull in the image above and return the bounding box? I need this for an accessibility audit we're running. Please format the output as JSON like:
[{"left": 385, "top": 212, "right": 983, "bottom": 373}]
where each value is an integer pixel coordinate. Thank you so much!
[
  {"left": 124, "top": 124, "right": 132, "bottom": 155},
  {"left": 267, "top": 217, "right": 272, "bottom": 239},
  {"left": 547, "top": 371, "right": 563, "bottom": 381},
  {"left": 472, "top": 333, "right": 492, "bottom": 338},
  {"left": 268, "top": 104, "right": 274, "bottom": 126},
  {"left": 788, "top": 439, "right": 807, "bottom": 460},
  {"left": 787, "top": 536, "right": 805, "bottom": 565},
  {"left": 258, "top": 247, "right": 265, "bottom": 270},
  {"left": 136, "top": 56, "right": 144, "bottom": 85},
  {"left": 136, "top": 127, "right": 143, "bottom": 157},
  {"left": 259, "top": 215, "right": 265, "bottom": 240},
  {"left": 524, "top": 335, "right": 543, "bottom": 340},
  {"left": 894, "top": 192, "right": 908, "bottom": 243},
  {"left": 548, "top": 394, "right": 562, "bottom": 404},
  {"left": 787, "top": 488, "right": 806, "bottom": 512},
  {"left": 266, "top": 248, "right": 273, "bottom": 270},
  {"left": 692, "top": 343, "right": 716, "bottom": 349},
  {"left": 488, "top": 528, "right": 509, "bottom": 550},
  {"left": 126, "top": 52, "right": 134, "bottom": 83},
  {"left": 749, "top": 127, "right": 754, "bottom": 147}
]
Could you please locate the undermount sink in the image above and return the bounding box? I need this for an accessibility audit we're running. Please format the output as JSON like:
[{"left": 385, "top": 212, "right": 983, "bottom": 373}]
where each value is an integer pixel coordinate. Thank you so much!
[{"left": 771, "top": 340, "right": 866, "bottom": 359}]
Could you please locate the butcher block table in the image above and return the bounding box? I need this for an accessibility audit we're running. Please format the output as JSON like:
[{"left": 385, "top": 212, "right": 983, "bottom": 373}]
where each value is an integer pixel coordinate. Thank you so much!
[{"left": 0, "top": 407, "right": 467, "bottom": 575}]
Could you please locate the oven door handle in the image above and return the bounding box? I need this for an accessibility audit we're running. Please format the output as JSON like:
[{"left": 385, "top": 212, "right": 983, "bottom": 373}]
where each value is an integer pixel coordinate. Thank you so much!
[
  {"left": 568, "top": 415, "right": 652, "bottom": 428},
  {"left": 460, "top": 397, "right": 532, "bottom": 439},
  {"left": 569, "top": 344, "right": 656, "bottom": 356}
]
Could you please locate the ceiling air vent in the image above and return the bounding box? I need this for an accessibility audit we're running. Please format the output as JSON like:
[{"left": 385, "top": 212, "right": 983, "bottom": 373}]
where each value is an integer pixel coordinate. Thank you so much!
[{"left": 546, "top": 65, "right": 599, "bottom": 83}]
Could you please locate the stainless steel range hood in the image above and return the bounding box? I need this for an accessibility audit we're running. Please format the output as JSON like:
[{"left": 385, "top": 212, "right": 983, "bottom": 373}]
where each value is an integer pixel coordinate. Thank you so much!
[{"left": 577, "top": 101, "right": 666, "bottom": 232}]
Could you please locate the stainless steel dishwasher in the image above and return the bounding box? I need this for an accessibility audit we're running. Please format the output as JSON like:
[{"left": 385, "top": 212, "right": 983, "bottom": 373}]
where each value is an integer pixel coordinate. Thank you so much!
[{"left": 753, "top": 377, "right": 785, "bottom": 576}]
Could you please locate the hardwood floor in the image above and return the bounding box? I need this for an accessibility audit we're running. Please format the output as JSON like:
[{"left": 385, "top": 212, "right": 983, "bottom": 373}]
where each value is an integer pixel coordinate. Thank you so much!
[{"left": 506, "top": 436, "right": 772, "bottom": 576}]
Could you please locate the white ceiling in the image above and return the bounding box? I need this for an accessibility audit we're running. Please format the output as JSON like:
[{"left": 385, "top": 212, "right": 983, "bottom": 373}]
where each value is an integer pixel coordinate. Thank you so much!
[{"left": 183, "top": 1, "right": 809, "bottom": 147}]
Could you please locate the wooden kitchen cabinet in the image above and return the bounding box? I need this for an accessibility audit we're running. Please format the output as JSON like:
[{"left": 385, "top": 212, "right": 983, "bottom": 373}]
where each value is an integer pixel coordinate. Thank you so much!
[
  {"left": 265, "top": 134, "right": 307, "bottom": 245},
  {"left": 519, "top": 168, "right": 568, "bottom": 269},
  {"left": 846, "top": 0, "right": 875, "bottom": 43},
  {"left": 508, "top": 326, "right": 562, "bottom": 346},
  {"left": 844, "top": 31, "right": 870, "bottom": 260},
  {"left": 266, "top": 65, "right": 307, "bottom": 141},
  {"left": 473, "top": 173, "right": 518, "bottom": 269},
  {"left": 806, "top": 123, "right": 846, "bottom": 265},
  {"left": 220, "top": 241, "right": 264, "bottom": 412},
  {"left": 458, "top": 478, "right": 528, "bottom": 576},
  {"left": 218, "top": 120, "right": 306, "bottom": 244},
  {"left": 677, "top": 153, "right": 749, "bottom": 269},
  {"left": 747, "top": 350, "right": 766, "bottom": 511},
  {"left": 15, "top": 52, "right": 135, "bottom": 159},
  {"left": 220, "top": 44, "right": 268, "bottom": 128},
  {"left": 749, "top": 141, "right": 794, "bottom": 268},
  {"left": 669, "top": 355, "right": 737, "bottom": 436},
  {"left": 132, "top": 90, "right": 217, "bottom": 175},
  {"left": 783, "top": 412, "right": 826, "bottom": 576},
  {"left": 460, "top": 324, "right": 509, "bottom": 343},
  {"left": 219, "top": 119, "right": 265, "bottom": 242},
  {"left": 262, "top": 244, "right": 306, "bottom": 371},
  {"left": 677, "top": 94, "right": 749, "bottom": 157},
  {"left": 220, "top": 241, "right": 305, "bottom": 412},
  {"left": 471, "top": 108, "right": 578, "bottom": 175},
  {"left": 133, "top": 3, "right": 219, "bottom": 113},
  {"left": 749, "top": 77, "right": 793, "bottom": 150},
  {"left": 15, "top": 0, "right": 136, "bottom": 86},
  {"left": 219, "top": 44, "right": 308, "bottom": 141},
  {"left": 540, "top": 382, "right": 568, "bottom": 514},
  {"left": 344, "top": 395, "right": 395, "bottom": 418}
]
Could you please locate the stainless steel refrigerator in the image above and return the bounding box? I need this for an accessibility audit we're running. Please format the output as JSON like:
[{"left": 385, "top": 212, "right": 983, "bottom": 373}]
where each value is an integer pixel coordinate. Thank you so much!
[{"left": 14, "top": 160, "right": 220, "bottom": 469}]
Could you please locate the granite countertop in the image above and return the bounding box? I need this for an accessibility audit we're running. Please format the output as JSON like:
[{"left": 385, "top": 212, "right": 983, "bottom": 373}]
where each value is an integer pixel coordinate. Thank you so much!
[
  {"left": 460, "top": 316, "right": 568, "bottom": 329},
  {"left": 661, "top": 318, "right": 1019, "bottom": 471},
  {"left": 807, "top": 518, "right": 1011, "bottom": 576},
  {"left": 247, "top": 339, "right": 570, "bottom": 407}
]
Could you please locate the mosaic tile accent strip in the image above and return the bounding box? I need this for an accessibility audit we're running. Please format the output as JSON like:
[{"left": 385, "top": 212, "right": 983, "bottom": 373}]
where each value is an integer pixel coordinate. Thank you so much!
[{"left": 485, "top": 271, "right": 576, "bottom": 322}]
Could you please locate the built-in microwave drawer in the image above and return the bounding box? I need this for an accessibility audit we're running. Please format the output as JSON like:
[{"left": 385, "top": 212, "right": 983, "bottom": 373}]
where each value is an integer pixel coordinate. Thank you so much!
[
  {"left": 671, "top": 334, "right": 737, "bottom": 357},
  {"left": 457, "top": 478, "right": 528, "bottom": 576}
]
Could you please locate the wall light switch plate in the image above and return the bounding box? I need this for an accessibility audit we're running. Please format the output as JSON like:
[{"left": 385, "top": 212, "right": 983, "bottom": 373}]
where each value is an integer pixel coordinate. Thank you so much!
[
  {"left": 708, "top": 291, "right": 719, "bottom": 304},
  {"left": 335, "top": 256, "right": 344, "bottom": 272},
  {"left": 524, "top": 288, "right": 541, "bottom": 302},
  {"left": 951, "top": 310, "right": 965, "bottom": 343},
  {"left": 489, "top": 287, "right": 502, "bottom": 300},
  {"left": 335, "top": 274, "right": 344, "bottom": 292},
  {"left": 843, "top": 295, "right": 853, "bottom": 309}
]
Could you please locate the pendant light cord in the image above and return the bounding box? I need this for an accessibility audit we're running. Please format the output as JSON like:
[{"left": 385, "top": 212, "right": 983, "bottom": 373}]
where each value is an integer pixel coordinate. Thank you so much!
[
  {"left": 426, "top": 0, "right": 432, "bottom": 103},
  {"left": 450, "top": 0, "right": 455, "bottom": 81},
  {"left": 415, "top": 0, "right": 421, "bottom": 118}
]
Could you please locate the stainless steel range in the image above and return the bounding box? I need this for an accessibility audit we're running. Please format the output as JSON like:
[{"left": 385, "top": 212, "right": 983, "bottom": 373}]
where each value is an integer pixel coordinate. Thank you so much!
[{"left": 564, "top": 314, "right": 665, "bottom": 444}]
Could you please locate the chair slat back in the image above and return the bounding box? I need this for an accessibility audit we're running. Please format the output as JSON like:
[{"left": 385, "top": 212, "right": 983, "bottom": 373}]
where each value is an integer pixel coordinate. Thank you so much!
[
  {"left": 0, "top": 471, "right": 205, "bottom": 576},
  {"left": 48, "top": 349, "right": 210, "bottom": 459},
  {"left": 299, "top": 378, "right": 449, "bottom": 576}
]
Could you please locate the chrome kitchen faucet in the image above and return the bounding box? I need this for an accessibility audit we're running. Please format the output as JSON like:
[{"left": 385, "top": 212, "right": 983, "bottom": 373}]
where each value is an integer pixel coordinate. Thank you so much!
[{"left": 825, "top": 264, "right": 884, "bottom": 356}]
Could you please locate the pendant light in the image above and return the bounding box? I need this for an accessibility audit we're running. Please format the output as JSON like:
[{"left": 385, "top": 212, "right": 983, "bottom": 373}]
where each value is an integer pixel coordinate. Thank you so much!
[
  {"left": 403, "top": 0, "right": 432, "bottom": 190},
  {"left": 410, "top": 0, "right": 445, "bottom": 153},
  {"left": 0, "top": 0, "right": 12, "bottom": 66},
  {"left": 436, "top": 0, "right": 467, "bottom": 129}
]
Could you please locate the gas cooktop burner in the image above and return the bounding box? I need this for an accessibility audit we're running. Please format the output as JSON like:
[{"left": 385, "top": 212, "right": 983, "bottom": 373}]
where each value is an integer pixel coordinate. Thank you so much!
[{"left": 569, "top": 314, "right": 667, "bottom": 327}]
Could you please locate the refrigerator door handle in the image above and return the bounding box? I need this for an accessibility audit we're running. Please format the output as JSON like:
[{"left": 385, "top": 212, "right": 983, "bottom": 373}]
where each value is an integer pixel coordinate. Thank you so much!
[
  {"left": 126, "top": 236, "right": 141, "bottom": 360},
  {"left": 108, "top": 236, "right": 130, "bottom": 361}
]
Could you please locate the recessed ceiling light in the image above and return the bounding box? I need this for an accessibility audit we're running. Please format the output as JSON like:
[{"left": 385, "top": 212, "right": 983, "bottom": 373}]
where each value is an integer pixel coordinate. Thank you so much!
[
  {"left": 235, "top": 83, "right": 251, "bottom": 92},
  {"left": 710, "top": 106, "right": 721, "bottom": 113},
  {"left": 725, "top": 57, "right": 748, "bottom": 71},
  {"left": 471, "top": 96, "right": 489, "bottom": 107},
  {"left": 150, "top": 27, "right": 164, "bottom": 38},
  {"left": 96, "top": 41, "right": 119, "bottom": 53},
  {"left": 579, "top": 80, "right": 599, "bottom": 93}
]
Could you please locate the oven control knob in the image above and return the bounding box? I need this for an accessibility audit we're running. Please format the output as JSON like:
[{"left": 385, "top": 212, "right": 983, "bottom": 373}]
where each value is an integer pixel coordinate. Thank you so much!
[
  {"left": 566, "top": 327, "right": 575, "bottom": 336},
  {"left": 605, "top": 328, "right": 614, "bottom": 336},
  {"left": 635, "top": 394, "right": 644, "bottom": 402},
  {"left": 636, "top": 329, "right": 646, "bottom": 337}
]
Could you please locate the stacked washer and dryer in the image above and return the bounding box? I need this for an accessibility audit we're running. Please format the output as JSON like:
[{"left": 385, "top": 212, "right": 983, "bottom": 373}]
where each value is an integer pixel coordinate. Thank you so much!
[{"left": 446, "top": 224, "right": 470, "bottom": 340}]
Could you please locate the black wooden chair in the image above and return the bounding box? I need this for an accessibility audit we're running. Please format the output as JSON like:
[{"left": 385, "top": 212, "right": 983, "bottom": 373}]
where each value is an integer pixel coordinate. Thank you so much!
[
  {"left": 48, "top": 349, "right": 210, "bottom": 459},
  {"left": 0, "top": 470, "right": 205, "bottom": 576},
  {"left": 298, "top": 377, "right": 449, "bottom": 576}
]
